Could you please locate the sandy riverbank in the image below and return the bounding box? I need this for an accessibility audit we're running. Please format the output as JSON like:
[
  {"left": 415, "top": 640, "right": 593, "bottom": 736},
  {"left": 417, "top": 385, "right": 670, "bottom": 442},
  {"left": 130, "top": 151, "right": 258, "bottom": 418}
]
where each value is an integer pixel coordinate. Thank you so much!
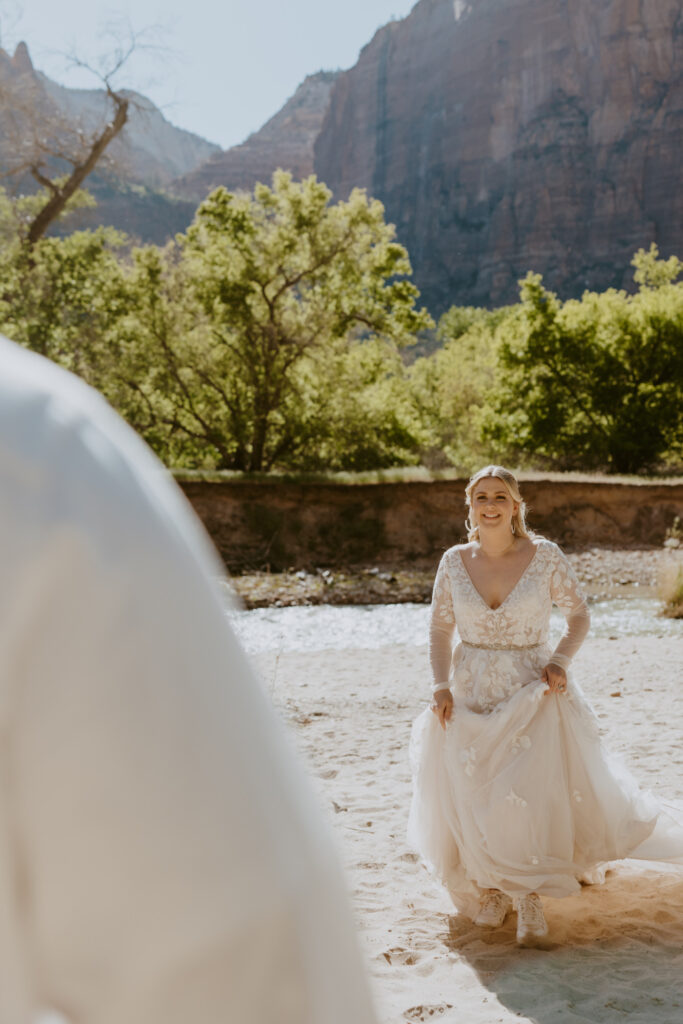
[{"left": 254, "top": 633, "right": 683, "bottom": 1024}]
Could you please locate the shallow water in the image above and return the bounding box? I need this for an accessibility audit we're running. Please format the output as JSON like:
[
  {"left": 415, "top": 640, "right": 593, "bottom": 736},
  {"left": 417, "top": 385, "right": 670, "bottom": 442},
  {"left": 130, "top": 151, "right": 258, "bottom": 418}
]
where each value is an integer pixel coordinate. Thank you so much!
[{"left": 228, "top": 597, "right": 681, "bottom": 656}]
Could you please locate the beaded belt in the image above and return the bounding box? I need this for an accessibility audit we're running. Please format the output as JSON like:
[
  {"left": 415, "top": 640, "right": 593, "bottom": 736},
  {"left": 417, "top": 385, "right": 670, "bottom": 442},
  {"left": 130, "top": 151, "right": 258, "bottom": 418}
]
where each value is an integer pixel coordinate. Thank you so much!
[{"left": 460, "top": 640, "right": 545, "bottom": 651}]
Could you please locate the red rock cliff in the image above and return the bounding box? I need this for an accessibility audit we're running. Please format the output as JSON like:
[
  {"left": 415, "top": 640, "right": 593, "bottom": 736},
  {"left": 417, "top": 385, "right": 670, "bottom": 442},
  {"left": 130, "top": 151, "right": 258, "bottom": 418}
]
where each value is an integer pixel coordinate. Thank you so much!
[
  {"left": 314, "top": 0, "right": 683, "bottom": 311},
  {"left": 174, "top": 71, "right": 340, "bottom": 201}
]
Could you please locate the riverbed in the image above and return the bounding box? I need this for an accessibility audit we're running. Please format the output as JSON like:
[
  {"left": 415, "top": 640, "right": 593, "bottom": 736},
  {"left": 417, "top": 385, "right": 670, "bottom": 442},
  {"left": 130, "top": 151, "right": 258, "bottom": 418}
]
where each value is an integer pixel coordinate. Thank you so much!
[{"left": 228, "top": 595, "right": 681, "bottom": 655}]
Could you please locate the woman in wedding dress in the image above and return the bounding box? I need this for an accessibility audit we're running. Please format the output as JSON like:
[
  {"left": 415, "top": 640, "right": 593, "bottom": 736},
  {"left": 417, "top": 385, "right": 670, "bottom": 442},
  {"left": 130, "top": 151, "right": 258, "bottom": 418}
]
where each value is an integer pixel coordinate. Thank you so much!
[{"left": 408, "top": 465, "right": 682, "bottom": 945}]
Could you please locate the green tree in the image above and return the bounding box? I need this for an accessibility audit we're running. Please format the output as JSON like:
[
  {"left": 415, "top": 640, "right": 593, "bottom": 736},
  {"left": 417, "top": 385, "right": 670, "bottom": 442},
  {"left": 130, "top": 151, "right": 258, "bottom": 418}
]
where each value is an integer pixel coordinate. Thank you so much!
[
  {"left": 484, "top": 246, "right": 683, "bottom": 473},
  {"left": 292, "top": 335, "right": 426, "bottom": 471},
  {"left": 632, "top": 243, "right": 683, "bottom": 290},
  {"left": 409, "top": 305, "right": 513, "bottom": 469},
  {"left": 116, "top": 171, "right": 432, "bottom": 470},
  {"left": 0, "top": 189, "right": 126, "bottom": 382}
]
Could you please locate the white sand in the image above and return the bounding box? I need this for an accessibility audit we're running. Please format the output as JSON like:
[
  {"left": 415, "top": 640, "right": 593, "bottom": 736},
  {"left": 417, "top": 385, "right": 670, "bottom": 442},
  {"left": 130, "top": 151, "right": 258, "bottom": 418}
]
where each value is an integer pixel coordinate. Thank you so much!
[{"left": 255, "top": 635, "right": 683, "bottom": 1024}]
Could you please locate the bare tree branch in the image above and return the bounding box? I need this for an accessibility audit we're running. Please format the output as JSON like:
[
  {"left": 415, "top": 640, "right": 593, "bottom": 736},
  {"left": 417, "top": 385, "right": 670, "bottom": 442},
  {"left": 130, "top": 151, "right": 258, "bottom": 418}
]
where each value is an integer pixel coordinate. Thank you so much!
[
  {"left": 29, "top": 165, "right": 59, "bottom": 195},
  {"left": 26, "top": 88, "right": 129, "bottom": 245},
  {"left": 0, "top": 21, "right": 171, "bottom": 246}
]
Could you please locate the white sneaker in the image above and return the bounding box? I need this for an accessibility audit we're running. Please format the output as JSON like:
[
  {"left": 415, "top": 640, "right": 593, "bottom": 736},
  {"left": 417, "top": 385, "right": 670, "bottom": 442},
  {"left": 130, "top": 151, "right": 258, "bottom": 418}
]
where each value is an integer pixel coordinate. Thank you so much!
[
  {"left": 474, "top": 890, "right": 512, "bottom": 927},
  {"left": 516, "top": 893, "right": 548, "bottom": 946}
]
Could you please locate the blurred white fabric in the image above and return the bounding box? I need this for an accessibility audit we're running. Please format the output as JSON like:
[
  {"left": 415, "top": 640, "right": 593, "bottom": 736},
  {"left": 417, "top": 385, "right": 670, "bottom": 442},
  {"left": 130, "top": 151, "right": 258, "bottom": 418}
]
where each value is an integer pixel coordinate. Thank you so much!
[{"left": 0, "top": 336, "right": 376, "bottom": 1024}]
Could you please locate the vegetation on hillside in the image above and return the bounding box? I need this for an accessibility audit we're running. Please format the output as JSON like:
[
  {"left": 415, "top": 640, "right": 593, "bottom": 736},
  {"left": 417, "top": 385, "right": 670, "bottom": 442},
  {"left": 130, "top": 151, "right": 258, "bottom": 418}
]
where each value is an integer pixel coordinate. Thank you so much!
[{"left": 0, "top": 170, "right": 681, "bottom": 477}]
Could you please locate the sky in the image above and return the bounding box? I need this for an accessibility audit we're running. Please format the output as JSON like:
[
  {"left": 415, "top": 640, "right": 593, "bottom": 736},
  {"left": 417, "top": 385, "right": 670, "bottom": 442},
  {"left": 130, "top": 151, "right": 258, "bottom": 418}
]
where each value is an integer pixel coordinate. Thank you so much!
[{"left": 1, "top": 0, "right": 419, "bottom": 150}]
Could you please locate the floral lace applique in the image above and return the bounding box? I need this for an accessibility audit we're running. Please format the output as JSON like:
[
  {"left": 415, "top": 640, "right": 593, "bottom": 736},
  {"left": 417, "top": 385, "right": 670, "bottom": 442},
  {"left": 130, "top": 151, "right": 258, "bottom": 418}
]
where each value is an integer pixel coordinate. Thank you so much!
[
  {"left": 460, "top": 746, "right": 477, "bottom": 777},
  {"left": 511, "top": 732, "right": 532, "bottom": 753},
  {"left": 505, "top": 789, "right": 528, "bottom": 808},
  {"left": 431, "top": 556, "right": 456, "bottom": 625},
  {"left": 549, "top": 545, "right": 588, "bottom": 614}
]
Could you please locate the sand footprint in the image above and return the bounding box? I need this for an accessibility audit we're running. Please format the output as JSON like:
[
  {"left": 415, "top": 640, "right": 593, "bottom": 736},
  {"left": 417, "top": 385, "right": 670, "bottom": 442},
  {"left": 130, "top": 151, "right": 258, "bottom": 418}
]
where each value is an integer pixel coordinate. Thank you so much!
[
  {"left": 380, "top": 945, "right": 436, "bottom": 976},
  {"left": 382, "top": 946, "right": 419, "bottom": 966},
  {"left": 403, "top": 1004, "right": 454, "bottom": 1021},
  {"left": 397, "top": 851, "right": 420, "bottom": 863}
]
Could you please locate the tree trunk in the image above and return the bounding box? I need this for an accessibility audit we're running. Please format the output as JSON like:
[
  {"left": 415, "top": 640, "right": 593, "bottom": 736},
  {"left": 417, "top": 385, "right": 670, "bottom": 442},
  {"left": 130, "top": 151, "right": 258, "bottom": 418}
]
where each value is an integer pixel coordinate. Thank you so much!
[{"left": 26, "top": 90, "right": 129, "bottom": 247}]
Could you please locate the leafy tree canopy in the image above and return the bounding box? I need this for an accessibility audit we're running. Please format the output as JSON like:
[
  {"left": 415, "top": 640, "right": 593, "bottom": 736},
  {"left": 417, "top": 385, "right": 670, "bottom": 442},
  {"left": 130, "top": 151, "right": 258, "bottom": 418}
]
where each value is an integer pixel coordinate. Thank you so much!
[
  {"left": 111, "top": 172, "right": 433, "bottom": 471},
  {"left": 482, "top": 245, "right": 683, "bottom": 473}
]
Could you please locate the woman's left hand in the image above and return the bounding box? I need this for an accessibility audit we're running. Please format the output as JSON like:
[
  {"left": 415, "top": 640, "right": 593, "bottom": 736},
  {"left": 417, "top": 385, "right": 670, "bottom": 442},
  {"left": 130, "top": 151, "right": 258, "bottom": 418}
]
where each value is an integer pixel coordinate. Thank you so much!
[{"left": 542, "top": 663, "right": 568, "bottom": 695}]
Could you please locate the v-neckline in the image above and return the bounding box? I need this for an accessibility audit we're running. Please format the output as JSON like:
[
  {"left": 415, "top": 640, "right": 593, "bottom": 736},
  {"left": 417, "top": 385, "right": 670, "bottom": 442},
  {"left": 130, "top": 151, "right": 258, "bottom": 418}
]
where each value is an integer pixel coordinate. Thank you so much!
[{"left": 458, "top": 544, "right": 540, "bottom": 612}]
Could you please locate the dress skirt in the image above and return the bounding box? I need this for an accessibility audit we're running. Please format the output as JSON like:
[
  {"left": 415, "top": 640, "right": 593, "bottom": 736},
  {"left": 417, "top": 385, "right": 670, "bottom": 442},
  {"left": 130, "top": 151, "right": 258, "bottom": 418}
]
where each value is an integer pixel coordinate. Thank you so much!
[{"left": 408, "top": 644, "right": 683, "bottom": 919}]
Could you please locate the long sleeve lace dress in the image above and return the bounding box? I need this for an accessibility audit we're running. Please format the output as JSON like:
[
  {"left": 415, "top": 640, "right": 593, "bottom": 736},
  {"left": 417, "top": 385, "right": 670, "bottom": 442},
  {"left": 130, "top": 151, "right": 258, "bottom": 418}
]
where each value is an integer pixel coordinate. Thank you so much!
[{"left": 408, "top": 538, "right": 683, "bottom": 918}]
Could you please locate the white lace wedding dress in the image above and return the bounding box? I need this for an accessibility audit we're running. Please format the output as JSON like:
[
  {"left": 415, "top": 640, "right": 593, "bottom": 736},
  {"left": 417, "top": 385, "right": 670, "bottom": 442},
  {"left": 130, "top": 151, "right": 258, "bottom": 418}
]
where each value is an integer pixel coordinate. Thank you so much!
[{"left": 408, "top": 538, "right": 683, "bottom": 919}]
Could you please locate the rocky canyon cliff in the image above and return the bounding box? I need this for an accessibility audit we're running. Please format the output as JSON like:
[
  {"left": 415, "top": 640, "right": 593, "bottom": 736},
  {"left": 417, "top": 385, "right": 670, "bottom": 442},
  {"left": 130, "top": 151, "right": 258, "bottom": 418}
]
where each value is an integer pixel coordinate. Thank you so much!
[
  {"left": 174, "top": 71, "right": 340, "bottom": 201},
  {"left": 314, "top": 0, "right": 683, "bottom": 311}
]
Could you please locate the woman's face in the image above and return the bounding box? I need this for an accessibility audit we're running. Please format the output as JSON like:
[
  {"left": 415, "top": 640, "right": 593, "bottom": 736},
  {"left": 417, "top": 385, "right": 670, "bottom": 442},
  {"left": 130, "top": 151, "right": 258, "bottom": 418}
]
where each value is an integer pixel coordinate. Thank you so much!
[{"left": 471, "top": 476, "right": 518, "bottom": 535}]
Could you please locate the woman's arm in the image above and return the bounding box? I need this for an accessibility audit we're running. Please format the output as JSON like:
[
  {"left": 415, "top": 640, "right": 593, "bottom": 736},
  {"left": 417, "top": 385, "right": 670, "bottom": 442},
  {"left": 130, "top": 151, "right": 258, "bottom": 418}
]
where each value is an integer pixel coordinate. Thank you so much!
[
  {"left": 544, "top": 544, "right": 590, "bottom": 693},
  {"left": 429, "top": 553, "right": 456, "bottom": 727}
]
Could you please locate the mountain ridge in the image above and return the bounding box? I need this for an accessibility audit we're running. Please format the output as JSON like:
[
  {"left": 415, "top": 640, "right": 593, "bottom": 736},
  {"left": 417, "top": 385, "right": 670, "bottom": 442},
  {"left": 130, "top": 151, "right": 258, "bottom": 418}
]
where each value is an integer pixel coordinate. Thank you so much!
[
  {"left": 3, "top": 5, "right": 682, "bottom": 312},
  {"left": 0, "top": 41, "right": 217, "bottom": 241},
  {"left": 39, "top": 75, "right": 220, "bottom": 189},
  {"left": 172, "top": 70, "right": 340, "bottom": 201}
]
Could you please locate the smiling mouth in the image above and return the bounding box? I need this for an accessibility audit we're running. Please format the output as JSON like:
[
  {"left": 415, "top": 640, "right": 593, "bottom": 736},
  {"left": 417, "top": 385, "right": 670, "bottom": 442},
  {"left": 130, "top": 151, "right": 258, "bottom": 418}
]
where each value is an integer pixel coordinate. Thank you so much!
[{"left": 481, "top": 513, "right": 501, "bottom": 519}]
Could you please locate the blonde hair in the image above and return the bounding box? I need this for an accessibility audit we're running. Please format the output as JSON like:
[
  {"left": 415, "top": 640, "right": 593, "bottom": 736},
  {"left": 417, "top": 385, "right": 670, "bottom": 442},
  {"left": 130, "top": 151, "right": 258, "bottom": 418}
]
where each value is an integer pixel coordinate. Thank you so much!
[{"left": 465, "top": 465, "right": 535, "bottom": 542}]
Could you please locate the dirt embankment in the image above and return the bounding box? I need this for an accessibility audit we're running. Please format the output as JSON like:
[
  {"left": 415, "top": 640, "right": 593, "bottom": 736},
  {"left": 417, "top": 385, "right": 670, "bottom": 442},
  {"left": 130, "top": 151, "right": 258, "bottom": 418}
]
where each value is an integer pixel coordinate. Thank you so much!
[{"left": 179, "top": 477, "right": 683, "bottom": 574}]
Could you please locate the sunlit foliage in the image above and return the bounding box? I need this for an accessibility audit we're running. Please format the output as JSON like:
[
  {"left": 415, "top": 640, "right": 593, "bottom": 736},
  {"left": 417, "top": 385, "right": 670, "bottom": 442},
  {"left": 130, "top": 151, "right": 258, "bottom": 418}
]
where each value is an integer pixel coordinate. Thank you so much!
[
  {"left": 483, "top": 245, "right": 683, "bottom": 472},
  {"left": 0, "top": 175, "right": 680, "bottom": 477}
]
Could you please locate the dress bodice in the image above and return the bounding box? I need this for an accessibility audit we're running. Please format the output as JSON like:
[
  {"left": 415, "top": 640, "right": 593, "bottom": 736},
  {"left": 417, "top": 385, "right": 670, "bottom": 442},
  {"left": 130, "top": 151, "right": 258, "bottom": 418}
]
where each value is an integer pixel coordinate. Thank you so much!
[
  {"left": 428, "top": 539, "right": 590, "bottom": 709},
  {"left": 440, "top": 539, "right": 581, "bottom": 647}
]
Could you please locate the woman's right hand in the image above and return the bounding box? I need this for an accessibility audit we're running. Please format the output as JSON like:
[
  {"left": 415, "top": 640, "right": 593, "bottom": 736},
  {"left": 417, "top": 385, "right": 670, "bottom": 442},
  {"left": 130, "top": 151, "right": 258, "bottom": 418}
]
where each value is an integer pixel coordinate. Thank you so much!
[{"left": 431, "top": 688, "right": 453, "bottom": 730}]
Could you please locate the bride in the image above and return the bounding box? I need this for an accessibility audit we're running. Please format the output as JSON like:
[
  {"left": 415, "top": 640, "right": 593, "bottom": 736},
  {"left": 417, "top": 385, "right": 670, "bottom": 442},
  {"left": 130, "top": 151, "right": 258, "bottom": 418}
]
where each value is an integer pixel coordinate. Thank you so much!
[{"left": 408, "top": 464, "right": 683, "bottom": 945}]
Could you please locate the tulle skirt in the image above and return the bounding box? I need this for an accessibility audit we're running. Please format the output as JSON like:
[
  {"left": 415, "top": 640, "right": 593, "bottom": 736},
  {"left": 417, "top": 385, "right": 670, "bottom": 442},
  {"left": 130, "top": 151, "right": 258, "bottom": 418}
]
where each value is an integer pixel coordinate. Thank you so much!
[{"left": 408, "top": 665, "right": 683, "bottom": 919}]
